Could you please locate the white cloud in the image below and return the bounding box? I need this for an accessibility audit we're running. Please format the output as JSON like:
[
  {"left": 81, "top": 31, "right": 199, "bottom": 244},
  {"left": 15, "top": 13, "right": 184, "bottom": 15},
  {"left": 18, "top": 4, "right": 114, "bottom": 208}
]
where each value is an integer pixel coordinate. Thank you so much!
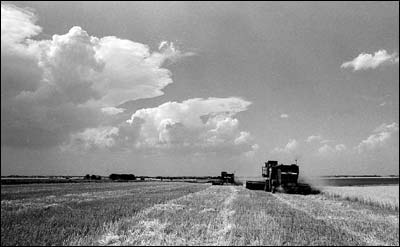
[
  {"left": 341, "top": 50, "right": 399, "bottom": 71},
  {"left": 318, "top": 143, "right": 346, "bottom": 154},
  {"left": 158, "top": 41, "right": 168, "bottom": 50},
  {"left": 306, "top": 135, "right": 322, "bottom": 143},
  {"left": 155, "top": 40, "right": 196, "bottom": 65},
  {"left": 101, "top": 107, "right": 125, "bottom": 115},
  {"left": 305, "top": 135, "right": 335, "bottom": 144},
  {"left": 244, "top": 144, "right": 259, "bottom": 157},
  {"left": 356, "top": 122, "right": 399, "bottom": 153},
  {"left": 68, "top": 126, "right": 119, "bottom": 150},
  {"left": 280, "top": 113, "right": 289, "bottom": 118},
  {"left": 318, "top": 144, "right": 333, "bottom": 154},
  {"left": 373, "top": 122, "right": 399, "bottom": 133},
  {"left": 1, "top": 3, "right": 193, "bottom": 147},
  {"left": 1, "top": 3, "right": 42, "bottom": 50},
  {"left": 335, "top": 144, "right": 346, "bottom": 152},
  {"left": 127, "top": 97, "right": 253, "bottom": 150},
  {"left": 272, "top": 139, "right": 298, "bottom": 154},
  {"left": 69, "top": 97, "right": 258, "bottom": 156},
  {"left": 234, "top": 131, "right": 251, "bottom": 145}
]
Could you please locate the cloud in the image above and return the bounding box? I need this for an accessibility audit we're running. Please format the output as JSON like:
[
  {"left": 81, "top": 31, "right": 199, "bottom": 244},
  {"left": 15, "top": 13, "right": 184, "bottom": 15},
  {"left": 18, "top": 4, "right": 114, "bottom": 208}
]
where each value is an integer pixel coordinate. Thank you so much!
[
  {"left": 305, "top": 135, "right": 322, "bottom": 143},
  {"left": 244, "top": 144, "right": 259, "bottom": 157},
  {"left": 68, "top": 126, "right": 119, "bottom": 150},
  {"left": 317, "top": 144, "right": 333, "bottom": 154},
  {"left": 272, "top": 139, "right": 298, "bottom": 154},
  {"left": 280, "top": 113, "right": 289, "bottom": 119},
  {"left": 335, "top": 144, "right": 346, "bottom": 152},
  {"left": 156, "top": 40, "right": 196, "bottom": 65},
  {"left": 318, "top": 143, "right": 346, "bottom": 154},
  {"left": 68, "top": 97, "right": 258, "bottom": 156},
  {"left": 356, "top": 122, "right": 398, "bottom": 153},
  {"left": 341, "top": 50, "right": 399, "bottom": 71},
  {"left": 1, "top": 3, "right": 192, "bottom": 148},
  {"left": 101, "top": 107, "right": 125, "bottom": 115},
  {"left": 158, "top": 41, "right": 168, "bottom": 50},
  {"left": 373, "top": 122, "right": 399, "bottom": 133},
  {"left": 127, "top": 97, "right": 254, "bottom": 151},
  {"left": 1, "top": 3, "right": 42, "bottom": 50},
  {"left": 306, "top": 135, "right": 335, "bottom": 144}
]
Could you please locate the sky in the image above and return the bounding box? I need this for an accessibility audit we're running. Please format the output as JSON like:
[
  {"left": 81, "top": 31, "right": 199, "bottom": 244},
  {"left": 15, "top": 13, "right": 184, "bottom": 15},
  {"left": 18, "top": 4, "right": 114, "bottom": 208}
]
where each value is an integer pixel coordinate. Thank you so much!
[{"left": 1, "top": 1, "right": 399, "bottom": 177}]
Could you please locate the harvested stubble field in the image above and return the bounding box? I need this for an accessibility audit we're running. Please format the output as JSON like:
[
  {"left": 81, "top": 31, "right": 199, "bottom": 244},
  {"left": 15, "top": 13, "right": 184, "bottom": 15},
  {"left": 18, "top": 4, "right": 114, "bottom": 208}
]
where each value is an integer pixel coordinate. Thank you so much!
[{"left": 1, "top": 182, "right": 399, "bottom": 246}]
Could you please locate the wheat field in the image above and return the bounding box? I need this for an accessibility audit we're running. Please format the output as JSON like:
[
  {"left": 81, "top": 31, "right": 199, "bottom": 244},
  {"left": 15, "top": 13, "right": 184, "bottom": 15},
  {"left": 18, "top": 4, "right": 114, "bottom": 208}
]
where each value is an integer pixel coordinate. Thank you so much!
[
  {"left": 322, "top": 185, "right": 399, "bottom": 210},
  {"left": 1, "top": 182, "right": 399, "bottom": 246}
]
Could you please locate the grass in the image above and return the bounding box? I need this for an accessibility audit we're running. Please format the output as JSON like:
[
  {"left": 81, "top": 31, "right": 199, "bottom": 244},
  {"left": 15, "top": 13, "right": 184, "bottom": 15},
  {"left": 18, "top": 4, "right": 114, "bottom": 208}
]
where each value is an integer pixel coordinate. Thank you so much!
[
  {"left": 1, "top": 182, "right": 399, "bottom": 246},
  {"left": 321, "top": 185, "right": 399, "bottom": 211}
]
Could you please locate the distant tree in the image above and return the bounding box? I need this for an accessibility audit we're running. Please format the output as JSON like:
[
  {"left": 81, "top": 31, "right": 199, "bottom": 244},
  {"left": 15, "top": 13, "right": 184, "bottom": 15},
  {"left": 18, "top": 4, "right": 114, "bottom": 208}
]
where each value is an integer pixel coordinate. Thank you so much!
[
  {"left": 91, "top": 175, "right": 101, "bottom": 180},
  {"left": 109, "top": 173, "right": 135, "bottom": 181},
  {"left": 84, "top": 174, "right": 90, "bottom": 180}
]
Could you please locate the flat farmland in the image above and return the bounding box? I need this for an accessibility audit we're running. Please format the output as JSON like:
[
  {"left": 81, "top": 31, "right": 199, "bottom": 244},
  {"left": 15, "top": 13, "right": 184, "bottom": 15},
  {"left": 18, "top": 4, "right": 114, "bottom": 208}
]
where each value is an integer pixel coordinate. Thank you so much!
[{"left": 1, "top": 182, "right": 399, "bottom": 246}]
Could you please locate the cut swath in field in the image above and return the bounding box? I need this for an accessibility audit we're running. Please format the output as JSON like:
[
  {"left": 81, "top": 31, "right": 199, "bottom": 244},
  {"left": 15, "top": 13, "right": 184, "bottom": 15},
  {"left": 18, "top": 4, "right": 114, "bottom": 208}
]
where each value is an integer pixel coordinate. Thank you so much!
[
  {"left": 88, "top": 186, "right": 238, "bottom": 246},
  {"left": 231, "top": 189, "right": 368, "bottom": 245}
]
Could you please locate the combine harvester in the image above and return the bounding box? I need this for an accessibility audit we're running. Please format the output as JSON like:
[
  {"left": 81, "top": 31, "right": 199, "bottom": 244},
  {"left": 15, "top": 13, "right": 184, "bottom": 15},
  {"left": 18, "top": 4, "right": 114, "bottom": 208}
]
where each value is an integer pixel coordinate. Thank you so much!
[
  {"left": 211, "top": 171, "right": 235, "bottom": 185},
  {"left": 246, "top": 160, "right": 317, "bottom": 194}
]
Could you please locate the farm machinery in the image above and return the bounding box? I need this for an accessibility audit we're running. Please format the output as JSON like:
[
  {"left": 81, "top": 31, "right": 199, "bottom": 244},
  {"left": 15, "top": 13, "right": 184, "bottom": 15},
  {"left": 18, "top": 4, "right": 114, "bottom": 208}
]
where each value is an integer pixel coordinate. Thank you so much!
[
  {"left": 211, "top": 171, "right": 235, "bottom": 185},
  {"left": 246, "top": 160, "right": 314, "bottom": 194}
]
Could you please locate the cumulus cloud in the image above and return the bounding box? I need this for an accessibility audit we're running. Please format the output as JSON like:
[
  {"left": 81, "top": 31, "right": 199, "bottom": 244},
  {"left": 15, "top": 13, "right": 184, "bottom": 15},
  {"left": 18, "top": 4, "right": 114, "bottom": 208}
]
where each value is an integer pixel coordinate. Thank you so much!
[
  {"left": 341, "top": 50, "right": 399, "bottom": 71},
  {"left": 68, "top": 126, "right": 119, "bottom": 150},
  {"left": 127, "top": 97, "right": 254, "bottom": 152},
  {"left": 1, "top": 3, "right": 192, "bottom": 147},
  {"left": 67, "top": 97, "right": 258, "bottom": 156},
  {"left": 318, "top": 143, "right": 346, "bottom": 154},
  {"left": 356, "top": 122, "right": 399, "bottom": 153},
  {"left": 2, "top": 3, "right": 254, "bottom": 157},
  {"left": 272, "top": 139, "right": 299, "bottom": 154},
  {"left": 280, "top": 113, "right": 289, "bottom": 119},
  {"left": 1, "top": 3, "right": 42, "bottom": 50}
]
